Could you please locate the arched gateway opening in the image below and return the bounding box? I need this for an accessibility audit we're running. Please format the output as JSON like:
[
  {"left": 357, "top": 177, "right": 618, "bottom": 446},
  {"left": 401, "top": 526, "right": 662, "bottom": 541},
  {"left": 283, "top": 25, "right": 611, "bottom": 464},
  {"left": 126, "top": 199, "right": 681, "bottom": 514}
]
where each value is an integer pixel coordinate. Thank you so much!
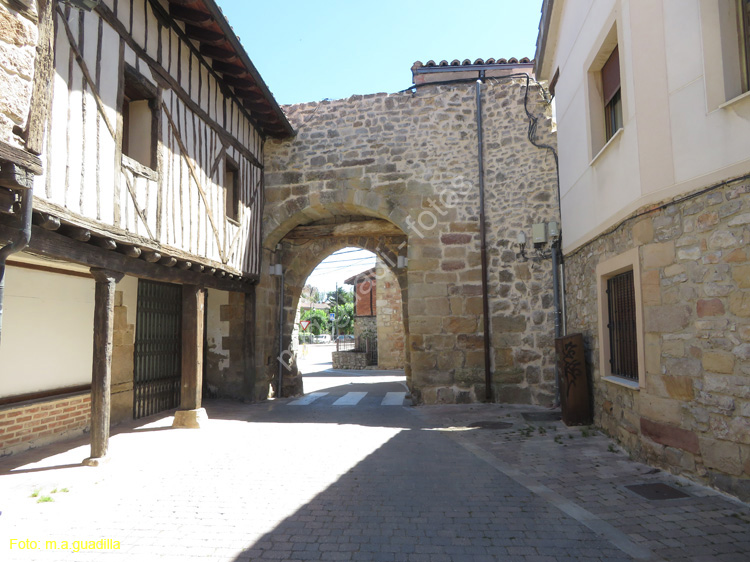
[
  {"left": 261, "top": 216, "right": 410, "bottom": 398},
  {"left": 254, "top": 81, "right": 559, "bottom": 406}
]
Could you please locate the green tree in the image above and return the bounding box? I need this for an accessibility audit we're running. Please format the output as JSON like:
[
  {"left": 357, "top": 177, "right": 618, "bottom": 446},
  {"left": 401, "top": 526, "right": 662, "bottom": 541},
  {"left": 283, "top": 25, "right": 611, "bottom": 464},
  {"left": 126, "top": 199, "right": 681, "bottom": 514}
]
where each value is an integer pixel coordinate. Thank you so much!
[
  {"left": 300, "top": 308, "right": 329, "bottom": 336},
  {"left": 330, "top": 302, "right": 354, "bottom": 335},
  {"left": 325, "top": 286, "right": 353, "bottom": 306}
]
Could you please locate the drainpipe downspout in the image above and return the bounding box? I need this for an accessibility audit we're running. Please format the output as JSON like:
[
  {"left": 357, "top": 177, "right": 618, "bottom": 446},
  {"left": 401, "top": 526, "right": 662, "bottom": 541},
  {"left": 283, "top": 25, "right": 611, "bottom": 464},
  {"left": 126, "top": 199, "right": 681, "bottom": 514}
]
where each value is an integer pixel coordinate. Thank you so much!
[
  {"left": 276, "top": 270, "right": 285, "bottom": 399},
  {"left": 476, "top": 77, "right": 494, "bottom": 403},
  {"left": 0, "top": 188, "right": 33, "bottom": 345}
]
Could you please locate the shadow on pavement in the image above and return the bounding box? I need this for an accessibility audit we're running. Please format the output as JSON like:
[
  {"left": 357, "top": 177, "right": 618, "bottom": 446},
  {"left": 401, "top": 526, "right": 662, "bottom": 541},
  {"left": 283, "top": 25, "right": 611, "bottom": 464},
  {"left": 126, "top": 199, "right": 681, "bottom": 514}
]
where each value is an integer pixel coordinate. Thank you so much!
[{"left": 228, "top": 421, "right": 634, "bottom": 562}]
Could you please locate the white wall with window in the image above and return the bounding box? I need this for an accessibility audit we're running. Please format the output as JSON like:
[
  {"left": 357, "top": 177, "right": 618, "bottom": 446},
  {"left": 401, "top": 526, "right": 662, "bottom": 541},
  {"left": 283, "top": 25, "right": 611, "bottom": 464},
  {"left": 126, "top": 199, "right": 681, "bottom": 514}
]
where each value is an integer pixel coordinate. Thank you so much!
[{"left": 537, "top": 0, "right": 750, "bottom": 254}]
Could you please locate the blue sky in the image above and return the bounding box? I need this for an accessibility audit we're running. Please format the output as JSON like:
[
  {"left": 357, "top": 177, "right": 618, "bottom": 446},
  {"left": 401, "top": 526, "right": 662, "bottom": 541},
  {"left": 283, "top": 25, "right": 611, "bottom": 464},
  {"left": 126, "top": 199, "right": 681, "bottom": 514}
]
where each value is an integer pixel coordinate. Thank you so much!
[
  {"left": 218, "top": 1, "right": 544, "bottom": 293},
  {"left": 219, "top": 0, "right": 544, "bottom": 105}
]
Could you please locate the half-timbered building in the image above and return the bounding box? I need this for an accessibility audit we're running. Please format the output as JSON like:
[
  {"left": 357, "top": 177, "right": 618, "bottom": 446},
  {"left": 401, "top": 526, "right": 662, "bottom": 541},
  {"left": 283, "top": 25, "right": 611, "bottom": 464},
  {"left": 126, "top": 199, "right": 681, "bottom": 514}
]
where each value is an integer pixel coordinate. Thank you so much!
[{"left": 0, "top": 0, "right": 293, "bottom": 462}]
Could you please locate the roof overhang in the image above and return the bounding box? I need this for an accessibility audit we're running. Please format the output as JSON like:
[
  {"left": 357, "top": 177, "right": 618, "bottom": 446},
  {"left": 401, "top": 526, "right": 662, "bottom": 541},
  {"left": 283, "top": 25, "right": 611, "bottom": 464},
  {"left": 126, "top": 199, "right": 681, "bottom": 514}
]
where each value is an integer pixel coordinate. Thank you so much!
[
  {"left": 534, "top": 0, "right": 564, "bottom": 80},
  {"left": 166, "top": 0, "right": 294, "bottom": 138}
]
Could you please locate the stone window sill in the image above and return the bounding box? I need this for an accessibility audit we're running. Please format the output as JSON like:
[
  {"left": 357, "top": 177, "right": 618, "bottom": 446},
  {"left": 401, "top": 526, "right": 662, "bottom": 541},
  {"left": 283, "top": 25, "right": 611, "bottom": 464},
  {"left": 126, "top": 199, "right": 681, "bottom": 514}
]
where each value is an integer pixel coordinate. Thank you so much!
[
  {"left": 603, "top": 375, "right": 640, "bottom": 391},
  {"left": 719, "top": 89, "right": 750, "bottom": 110},
  {"left": 590, "top": 127, "right": 623, "bottom": 167}
]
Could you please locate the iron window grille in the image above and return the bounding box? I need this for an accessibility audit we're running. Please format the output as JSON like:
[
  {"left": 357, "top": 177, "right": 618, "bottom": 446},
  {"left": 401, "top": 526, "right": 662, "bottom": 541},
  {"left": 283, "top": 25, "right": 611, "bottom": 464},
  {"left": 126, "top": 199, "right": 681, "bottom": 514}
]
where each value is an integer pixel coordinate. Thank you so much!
[{"left": 607, "top": 270, "right": 638, "bottom": 380}]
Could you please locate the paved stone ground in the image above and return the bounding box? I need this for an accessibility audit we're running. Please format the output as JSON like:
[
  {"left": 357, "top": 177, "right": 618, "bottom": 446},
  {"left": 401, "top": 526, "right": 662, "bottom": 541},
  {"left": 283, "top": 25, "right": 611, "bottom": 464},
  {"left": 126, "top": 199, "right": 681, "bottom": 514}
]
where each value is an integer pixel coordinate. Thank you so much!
[{"left": 0, "top": 371, "right": 748, "bottom": 561}]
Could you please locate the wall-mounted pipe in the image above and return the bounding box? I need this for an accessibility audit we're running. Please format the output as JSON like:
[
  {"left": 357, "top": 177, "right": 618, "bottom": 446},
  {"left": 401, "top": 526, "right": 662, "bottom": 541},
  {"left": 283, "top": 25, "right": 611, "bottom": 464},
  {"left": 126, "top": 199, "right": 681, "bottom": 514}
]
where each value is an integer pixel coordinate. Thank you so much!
[
  {"left": 0, "top": 189, "right": 33, "bottom": 345},
  {"left": 475, "top": 78, "right": 494, "bottom": 403}
]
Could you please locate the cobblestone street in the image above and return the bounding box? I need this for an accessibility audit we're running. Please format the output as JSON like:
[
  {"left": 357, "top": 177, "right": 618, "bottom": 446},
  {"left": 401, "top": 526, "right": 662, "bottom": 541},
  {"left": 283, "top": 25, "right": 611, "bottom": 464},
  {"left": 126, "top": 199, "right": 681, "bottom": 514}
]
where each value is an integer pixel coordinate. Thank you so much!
[{"left": 1, "top": 371, "right": 749, "bottom": 561}]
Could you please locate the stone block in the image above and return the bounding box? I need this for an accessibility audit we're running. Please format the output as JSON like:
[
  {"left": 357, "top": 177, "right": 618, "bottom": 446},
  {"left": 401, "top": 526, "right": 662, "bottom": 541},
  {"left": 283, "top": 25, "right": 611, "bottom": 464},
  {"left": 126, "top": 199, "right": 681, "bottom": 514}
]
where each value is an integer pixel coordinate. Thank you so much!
[
  {"left": 702, "top": 351, "right": 735, "bottom": 374},
  {"left": 729, "top": 291, "right": 750, "bottom": 317},
  {"left": 663, "top": 375, "right": 694, "bottom": 400},
  {"left": 699, "top": 437, "right": 743, "bottom": 476},
  {"left": 644, "top": 304, "right": 690, "bottom": 333},
  {"left": 443, "top": 316, "right": 478, "bottom": 334},
  {"left": 632, "top": 219, "right": 654, "bottom": 245},
  {"left": 642, "top": 241, "right": 675, "bottom": 269},
  {"left": 493, "top": 315, "right": 527, "bottom": 333},
  {"left": 708, "top": 230, "right": 739, "bottom": 250},
  {"left": 641, "top": 269, "right": 661, "bottom": 306},
  {"left": 644, "top": 333, "right": 661, "bottom": 374},
  {"left": 697, "top": 298, "right": 725, "bottom": 317},
  {"left": 733, "top": 265, "right": 750, "bottom": 288},
  {"left": 639, "top": 394, "right": 682, "bottom": 425},
  {"left": 640, "top": 417, "right": 699, "bottom": 453}
]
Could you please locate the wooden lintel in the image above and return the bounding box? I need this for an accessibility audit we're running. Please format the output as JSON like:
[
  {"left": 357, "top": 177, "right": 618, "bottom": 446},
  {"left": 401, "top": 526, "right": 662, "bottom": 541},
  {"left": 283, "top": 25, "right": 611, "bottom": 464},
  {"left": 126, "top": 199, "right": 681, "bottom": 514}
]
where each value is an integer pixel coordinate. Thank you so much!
[
  {"left": 284, "top": 220, "right": 405, "bottom": 240},
  {"left": 0, "top": 223, "right": 256, "bottom": 292}
]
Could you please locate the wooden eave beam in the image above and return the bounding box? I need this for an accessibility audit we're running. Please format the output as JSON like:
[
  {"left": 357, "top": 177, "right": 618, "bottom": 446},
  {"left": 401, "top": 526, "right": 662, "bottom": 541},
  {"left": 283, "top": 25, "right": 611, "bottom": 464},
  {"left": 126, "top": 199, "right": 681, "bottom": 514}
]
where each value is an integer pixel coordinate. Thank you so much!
[
  {"left": 185, "top": 24, "right": 226, "bottom": 46},
  {"left": 200, "top": 44, "right": 238, "bottom": 62},
  {"left": 169, "top": 4, "right": 213, "bottom": 25},
  {"left": 0, "top": 223, "right": 257, "bottom": 292},
  {"left": 212, "top": 60, "right": 250, "bottom": 77}
]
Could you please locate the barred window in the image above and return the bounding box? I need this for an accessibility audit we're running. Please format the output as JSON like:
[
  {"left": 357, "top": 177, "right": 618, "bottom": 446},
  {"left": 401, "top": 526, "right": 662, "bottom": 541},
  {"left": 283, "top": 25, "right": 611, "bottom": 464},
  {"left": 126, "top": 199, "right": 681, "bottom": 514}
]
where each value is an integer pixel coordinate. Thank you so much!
[{"left": 607, "top": 270, "right": 638, "bottom": 380}]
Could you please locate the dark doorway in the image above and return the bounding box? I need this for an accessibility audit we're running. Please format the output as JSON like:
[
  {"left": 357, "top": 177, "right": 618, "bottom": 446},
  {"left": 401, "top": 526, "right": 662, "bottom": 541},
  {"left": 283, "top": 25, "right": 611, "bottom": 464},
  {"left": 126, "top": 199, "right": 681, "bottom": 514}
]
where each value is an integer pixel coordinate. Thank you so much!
[{"left": 133, "top": 280, "right": 182, "bottom": 419}]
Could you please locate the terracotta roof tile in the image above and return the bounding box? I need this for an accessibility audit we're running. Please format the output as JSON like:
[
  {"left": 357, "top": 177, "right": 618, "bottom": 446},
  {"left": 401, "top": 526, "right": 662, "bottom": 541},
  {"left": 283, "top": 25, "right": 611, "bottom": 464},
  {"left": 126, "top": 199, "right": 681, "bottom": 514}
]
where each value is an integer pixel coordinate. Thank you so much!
[{"left": 412, "top": 57, "right": 532, "bottom": 70}]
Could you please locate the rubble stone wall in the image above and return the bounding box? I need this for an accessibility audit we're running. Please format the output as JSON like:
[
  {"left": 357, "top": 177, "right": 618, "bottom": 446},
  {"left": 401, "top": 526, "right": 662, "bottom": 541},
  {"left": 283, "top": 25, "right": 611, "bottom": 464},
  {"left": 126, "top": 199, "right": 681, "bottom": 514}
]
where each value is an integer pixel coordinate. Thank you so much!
[
  {"left": 260, "top": 78, "right": 558, "bottom": 404},
  {"left": 0, "top": 2, "right": 37, "bottom": 147},
  {"left": 564, "top": 177, "right": 750, "bottom": 501}
]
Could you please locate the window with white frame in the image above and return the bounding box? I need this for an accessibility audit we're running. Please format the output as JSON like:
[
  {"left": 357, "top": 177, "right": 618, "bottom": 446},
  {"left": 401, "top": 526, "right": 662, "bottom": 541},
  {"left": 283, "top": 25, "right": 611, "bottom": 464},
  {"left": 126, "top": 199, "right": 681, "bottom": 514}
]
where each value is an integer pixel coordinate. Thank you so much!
[
  {"left": 586, "top": 24, "right": 621, "bottom": 158},
  {"left": 701, "top": 0, "right": 750, "bottom": 108}
]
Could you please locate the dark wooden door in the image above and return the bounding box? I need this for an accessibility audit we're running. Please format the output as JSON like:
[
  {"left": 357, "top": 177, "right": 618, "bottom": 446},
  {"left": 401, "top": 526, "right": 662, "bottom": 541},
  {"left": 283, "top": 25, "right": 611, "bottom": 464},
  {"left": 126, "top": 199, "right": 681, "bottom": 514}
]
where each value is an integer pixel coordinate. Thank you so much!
[{"left": 133, "top": 280, "right": 182, "bottom": 419}]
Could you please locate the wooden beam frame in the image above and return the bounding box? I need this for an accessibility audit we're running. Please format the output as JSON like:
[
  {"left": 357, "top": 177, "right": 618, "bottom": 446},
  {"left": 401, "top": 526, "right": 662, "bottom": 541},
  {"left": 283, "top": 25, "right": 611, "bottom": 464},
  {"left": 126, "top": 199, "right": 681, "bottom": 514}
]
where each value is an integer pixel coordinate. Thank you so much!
[{"left": 0, "top": 222, "right": 257, "bottom": 292}]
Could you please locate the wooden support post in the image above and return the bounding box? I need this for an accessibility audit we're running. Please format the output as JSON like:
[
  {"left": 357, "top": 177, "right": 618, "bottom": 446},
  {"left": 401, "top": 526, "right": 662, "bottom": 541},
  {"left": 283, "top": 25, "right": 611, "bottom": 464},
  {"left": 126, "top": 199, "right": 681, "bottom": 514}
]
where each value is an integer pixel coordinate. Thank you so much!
[
  {"left": 242, "top": 286, "right": 256, "bottom": 402},
  {"left": 83, "top": 268, "right": 124, "bottom": 466},
  {"left": 173, "top": 284, "right": 207, "bottom": 428}
]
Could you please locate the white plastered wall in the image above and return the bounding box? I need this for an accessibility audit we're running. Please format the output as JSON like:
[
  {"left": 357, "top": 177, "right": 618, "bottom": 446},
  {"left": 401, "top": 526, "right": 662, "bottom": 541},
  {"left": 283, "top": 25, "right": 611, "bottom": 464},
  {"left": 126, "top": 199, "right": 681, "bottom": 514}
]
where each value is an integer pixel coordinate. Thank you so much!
[
  {"left": 546, "top": 0, "right": 750, "bottom": 254},
  {"left": 0, "top": 261, "right": 95, "bottom": 398}
]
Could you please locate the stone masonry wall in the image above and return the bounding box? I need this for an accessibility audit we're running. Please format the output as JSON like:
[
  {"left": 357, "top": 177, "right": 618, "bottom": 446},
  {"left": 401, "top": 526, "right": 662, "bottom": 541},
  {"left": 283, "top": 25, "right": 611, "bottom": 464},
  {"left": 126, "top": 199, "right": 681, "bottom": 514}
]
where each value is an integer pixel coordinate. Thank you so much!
[
  {"left": 377, "top": 261, "right": 405, "bottom": 369},
  {"left": 332, "top": 351, "right": 367, "bottom": 370},
  {"left": 0, "top": 1, "right": 37, "bottom": 147},
  {"left": 260, "top": 78, "right": 558, "bottom": 404},
  {"left": 564, "top": 178, "right": 750, "bottom": 501}
]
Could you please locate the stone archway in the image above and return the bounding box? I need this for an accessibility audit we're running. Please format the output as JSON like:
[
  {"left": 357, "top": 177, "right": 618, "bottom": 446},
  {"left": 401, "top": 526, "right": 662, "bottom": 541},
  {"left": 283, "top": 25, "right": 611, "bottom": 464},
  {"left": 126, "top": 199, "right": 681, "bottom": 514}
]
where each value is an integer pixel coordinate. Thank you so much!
[
  {"left": 274, "top": 229, "right": 410, "bottom": 395},
  {"left": 254, "top": 80, "right": 560, "bottom": 405}
]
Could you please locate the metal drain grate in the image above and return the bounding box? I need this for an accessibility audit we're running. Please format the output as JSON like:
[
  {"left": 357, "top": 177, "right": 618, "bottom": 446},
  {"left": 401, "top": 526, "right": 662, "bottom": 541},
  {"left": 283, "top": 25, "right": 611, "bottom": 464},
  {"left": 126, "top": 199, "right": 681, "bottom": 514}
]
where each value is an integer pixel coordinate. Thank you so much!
[
  {"left": 626, "top": 483, "right": 690, "bottom": 500},
  {"left": 521, "top": 411, "right": 562, "bottom": 422},
  {"left": 467, "top": 421, "right": 514, "bottom": 430}
]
